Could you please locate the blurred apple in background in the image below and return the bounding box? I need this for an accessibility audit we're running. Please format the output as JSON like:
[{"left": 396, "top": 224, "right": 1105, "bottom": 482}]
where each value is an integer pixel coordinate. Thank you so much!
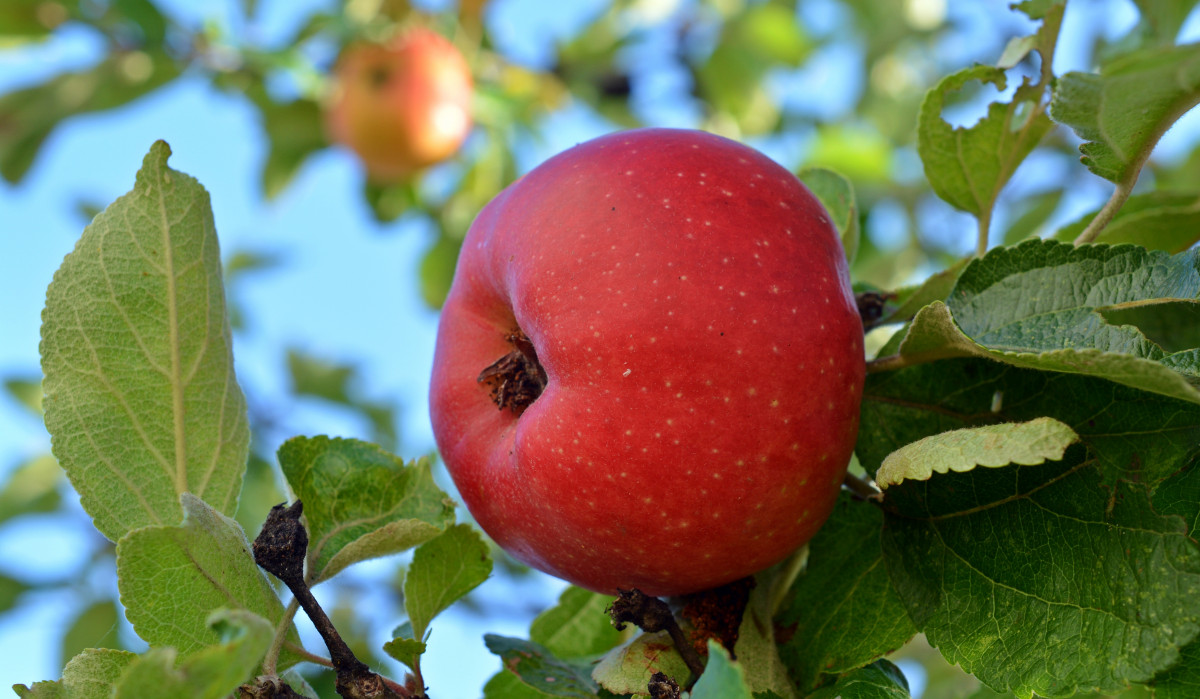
[{"left": 325, "top": 28, "right": 473, "bottom": 180}]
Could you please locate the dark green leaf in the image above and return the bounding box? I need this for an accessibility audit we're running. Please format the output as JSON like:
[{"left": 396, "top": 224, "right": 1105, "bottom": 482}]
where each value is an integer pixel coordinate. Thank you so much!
[
  {"left": 806, "top": 660, "right": 911, "bottom": 699},
  {"left": 278, "top": 436, "right": 454, "bottom": 583},
  {"left": 1100, "top": 300, "right": 1200, "bottom": 353},
  {"left": 1152, "top": 635, "right": 1200, "bottom": 699},
  {"left": 884, "top": 240, "right": 1200, "bottom": 405},
  {"left": 484, "top": 635, "right": 599, "bottom": 698},
  {"left": 1053, "top": 192, "right": 1200, "bottom": 253},
  {"left": 1154, "top": 459, "right": 1200, "bottom": 538},
  {"left": 883, "top": 455, "right": 1200, "bottom": 697},
  {"left": 859, "top": 356, "right": 1200, "bottom": 485},
  {"left": 1051, "top": 43, "right": 1200, "bottom": 185},
  {"left": 776, "top": 493, "right": 915, "bottom": 692}
]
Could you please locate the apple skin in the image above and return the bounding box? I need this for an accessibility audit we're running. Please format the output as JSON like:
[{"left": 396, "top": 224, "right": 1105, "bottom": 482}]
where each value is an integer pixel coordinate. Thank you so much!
[
  {"left": 325, "top": 29, "right": 472, "bottom": 180},
  {"left": 429, "top": 128, "right": 864, "bottom": 596}
]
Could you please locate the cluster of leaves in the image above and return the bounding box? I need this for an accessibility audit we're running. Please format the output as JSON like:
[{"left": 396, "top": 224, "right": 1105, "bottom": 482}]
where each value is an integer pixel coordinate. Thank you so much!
[{"left": 6, "top": 0, "right": 1200, "bottom": 698}]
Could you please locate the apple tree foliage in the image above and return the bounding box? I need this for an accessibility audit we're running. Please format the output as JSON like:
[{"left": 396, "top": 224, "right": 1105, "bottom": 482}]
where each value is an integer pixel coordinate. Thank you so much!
[{"left": 4, "top": 0, "right": 1200, "bottom": 697}]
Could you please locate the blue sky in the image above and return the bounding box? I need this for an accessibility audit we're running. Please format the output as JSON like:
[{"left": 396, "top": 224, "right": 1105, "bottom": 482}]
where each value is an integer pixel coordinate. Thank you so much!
[{"left": 2, "top": 0, "right": 1192, "bottom": 696}]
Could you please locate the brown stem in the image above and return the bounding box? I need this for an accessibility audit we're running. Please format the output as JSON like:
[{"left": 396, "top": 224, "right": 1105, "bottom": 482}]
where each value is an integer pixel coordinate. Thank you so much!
[
  {"left": 609, "top": 589, "right": 706, "bottom": 687},
  {"left": 253, "top": 502, "right": 412, "bottom": 699}
]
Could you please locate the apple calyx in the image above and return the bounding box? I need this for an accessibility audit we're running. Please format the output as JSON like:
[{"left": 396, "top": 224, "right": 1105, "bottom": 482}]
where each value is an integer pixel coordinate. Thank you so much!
[{"left": 477, "top": 329, "right": 546, "bottom": 414}]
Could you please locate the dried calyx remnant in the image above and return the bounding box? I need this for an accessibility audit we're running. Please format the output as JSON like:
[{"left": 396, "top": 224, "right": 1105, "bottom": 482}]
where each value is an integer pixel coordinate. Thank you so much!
[{"left": 478, "top": 328, "right": 547, "bottom": 414}]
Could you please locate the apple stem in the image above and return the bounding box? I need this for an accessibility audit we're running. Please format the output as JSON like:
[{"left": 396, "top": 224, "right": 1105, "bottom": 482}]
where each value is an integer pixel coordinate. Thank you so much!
[
  {"left": 478, "top": 329, "right": 547, "bottom": 414},
  {"left": 609, "top": 588, "right": 707, "bottom": 687}
]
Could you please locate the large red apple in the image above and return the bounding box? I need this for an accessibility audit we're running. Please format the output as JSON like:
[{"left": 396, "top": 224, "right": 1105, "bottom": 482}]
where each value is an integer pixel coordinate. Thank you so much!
[
  {"left": 429, "top": 128, "right": 864, "bottom": 596},
  {"left": 325, "top": 28, "right": 472, "bottom": 180}
]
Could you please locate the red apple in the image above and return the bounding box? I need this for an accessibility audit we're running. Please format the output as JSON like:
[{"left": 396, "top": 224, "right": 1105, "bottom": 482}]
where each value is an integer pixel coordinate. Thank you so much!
[
  {"left": 325, "top": 28, "right": 472, "bottom": 180},
  {"left": 429, "top": 128, "right": 864, "bottom": 596}
]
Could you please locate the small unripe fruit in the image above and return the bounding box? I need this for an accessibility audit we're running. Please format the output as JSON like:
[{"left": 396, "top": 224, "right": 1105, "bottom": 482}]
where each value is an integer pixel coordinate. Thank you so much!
[
  {"left": 430, "top": 128, "right": 864, "bottom": 595},
  {"left": 325, "top": 29, "right": 472, "bottom": 180}
]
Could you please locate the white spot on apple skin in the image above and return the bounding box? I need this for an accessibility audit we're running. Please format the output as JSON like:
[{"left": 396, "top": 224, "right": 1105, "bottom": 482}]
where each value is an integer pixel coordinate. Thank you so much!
[{"left": 622, "top": 368, "right": 631, "bottom": 377}]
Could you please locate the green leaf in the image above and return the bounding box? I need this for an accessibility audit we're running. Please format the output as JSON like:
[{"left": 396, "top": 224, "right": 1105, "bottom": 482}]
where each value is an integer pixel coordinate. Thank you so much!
[
  {"left": 591, "top": 630, "right": 690, "bottom": 695},
  {"left": 917, "top": 2, "right": 1060, "bottom": 230},
  {"left": 870, "top": 258, "right": 970, "bottom": 328},
  {"left": 112, "top": 609, "right": 273, "bottom": 699},
  {"left": 482, "top": 669, "right": 560, "bottom": 698},
  {"left": 798, "top": 168, "right": 859, "bottom": 265},
  {"left": 0, "top": 52, "right": 180, "bottom": 184},
  {"left": 732, "top": 571, "right": 799, "bottom": 698},
  {"left": 116, "top": 494, "right": 299, "bottom": 663},
  {"left": 278, "top": 436, "right": 454, "bottom": 583},
  {"left": 1152, "top": 635, "right": 1200, "bottom": 698},
  {"left": 876, "top": 417, "right": 1079, "bottom": 489},
  {"left": 0, "top": 572, "right": 28, "bottom": 614},
  {"left": 691, "top": 640, "right": 753, "bottom": 699},
  {"left": 258, "top": 98, "right": 326, "bottom": 200},
  {"left": 882, "top": 456, "right": 1200, "bottom": 697},
  {"left": 1053, "top": 192, "right": 1200, "bottom": 252},
  {"left": 1100, "top": 300, "right": 1200, "bottom": 353},
  {"left": 696, "top": 1, "right": 809, "bottom": 134},
  {"left": 12, "top": 682, "right": 62, "bottom": 698},
  {"left": 776, "top": 493, "right": 916, "bottom": 692},
  {"left": 1051, "top": 43, "right": 1200, "bottom": 185},
  {"left": 885, "top": 240, "right": 1200, "bottom": 404},
  {"left": 419, "top": 233, "right": 462, "bottom": 310},
  {"left": 62, "top": 648, "right": 137, "bottom": 699},
  {"left": 3, "top": 374, "right": 42, "bottom": 415},
  {"left": 805, "top": 660, "right": 911, "bottom": 699},
  {"left": 287, "top": 351, "right": 354, "bottom": 404},
  {"left": 1155, "top": 460, "right": 1200, "bottom": 538},
  {"left": 40, "top": 140, "right": 250, "bottom": 542},
  {"left": 404, "top": 523, "right": 491, "bottom": 643},
  {"left": 1002, "top": 189, "right": 1064, "bottom": 245},
  {"left": 484, "top": 635, "right": 599, "bottom": 698},
  {"left": 528, "top": 586, "right": 621, "bottom": 660},
  {"left": 381, "top": 632, "right": 426, "bottom": 673},
  {"left": 61, "top": 599, "right": 123, "bottom": 668},
  {"left": 859, "top": 356, "right": 1200, "bottom": 485},
  {"left": 0, "top": 453, "right": 61, "bottom": 526}
]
